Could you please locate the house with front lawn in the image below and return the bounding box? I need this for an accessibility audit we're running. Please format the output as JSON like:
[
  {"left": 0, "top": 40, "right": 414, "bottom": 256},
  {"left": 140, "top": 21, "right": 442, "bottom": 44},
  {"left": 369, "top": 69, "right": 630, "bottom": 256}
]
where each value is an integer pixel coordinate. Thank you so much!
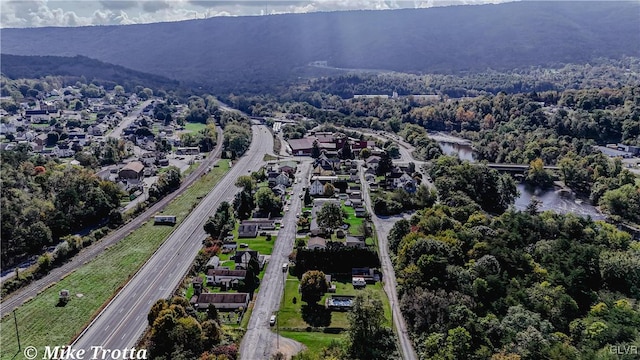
[
  {"left": 191, "top": 292, "right": 250, "bottom": 311},
  {"left": 206, "top": 268, "right": 247, "bottom": 287},
  {"left": 233, "top": 250, "right": 266, "bottom": 270},
  {"left": 238, "top": 224, "right": 258, "bottom": 238}
]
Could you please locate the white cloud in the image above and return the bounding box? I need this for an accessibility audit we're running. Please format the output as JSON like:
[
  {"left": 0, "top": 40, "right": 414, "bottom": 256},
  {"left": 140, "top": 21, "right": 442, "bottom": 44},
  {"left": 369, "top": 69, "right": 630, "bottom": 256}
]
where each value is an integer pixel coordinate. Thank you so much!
[{"left": 0, "top": 0, "right": 518, "bottom": 28}]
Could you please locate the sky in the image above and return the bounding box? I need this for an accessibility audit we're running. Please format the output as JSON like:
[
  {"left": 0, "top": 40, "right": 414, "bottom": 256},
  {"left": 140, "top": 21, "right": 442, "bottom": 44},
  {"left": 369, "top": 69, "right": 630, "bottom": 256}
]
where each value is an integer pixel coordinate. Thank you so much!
[{"left": 0, "top": 0, "right": 517, "bottom": 28}]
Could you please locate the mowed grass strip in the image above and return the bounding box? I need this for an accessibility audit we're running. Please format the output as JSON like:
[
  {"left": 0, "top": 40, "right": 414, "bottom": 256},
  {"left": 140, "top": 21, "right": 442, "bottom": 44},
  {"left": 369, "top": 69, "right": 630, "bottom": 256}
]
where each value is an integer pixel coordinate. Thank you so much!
[
  {"left": 279, "top": 331, "right": 345, "bottom": 355},
  {"left": 0, "top": 161, "right": 230, "bottom": 360}
]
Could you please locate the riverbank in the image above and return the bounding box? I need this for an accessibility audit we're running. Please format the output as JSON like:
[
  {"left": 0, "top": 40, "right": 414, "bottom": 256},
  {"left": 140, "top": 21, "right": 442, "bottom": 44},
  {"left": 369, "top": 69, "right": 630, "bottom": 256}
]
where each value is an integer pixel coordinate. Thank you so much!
[{"left": 427, "top": 132, "right": 472, "bottom": 145}]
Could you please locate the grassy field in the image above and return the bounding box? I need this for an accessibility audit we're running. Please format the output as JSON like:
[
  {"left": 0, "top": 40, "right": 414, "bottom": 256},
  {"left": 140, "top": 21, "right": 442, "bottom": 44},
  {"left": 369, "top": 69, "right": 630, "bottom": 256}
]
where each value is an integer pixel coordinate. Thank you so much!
[
  {"left": 280, "top": 330, "right": 345, "bottom": 355},
  {"left": 0, "top": 160, "right": 231, "bottom": 360},
  {"left": 278, "top": 274, "right": 391, "bottom": 351},
  {"left": 184, "top": 121, "right": 206, "bottom": 132},
  {"left": 342, "top": 205, "right": 363, "bottom": 236}
]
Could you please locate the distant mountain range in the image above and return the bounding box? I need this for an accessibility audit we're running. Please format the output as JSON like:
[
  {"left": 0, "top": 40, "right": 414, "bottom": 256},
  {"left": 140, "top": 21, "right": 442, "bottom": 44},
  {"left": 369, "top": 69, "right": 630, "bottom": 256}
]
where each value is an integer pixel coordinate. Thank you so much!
[{"left": 1, "top": 2, "right": 638, "bottom": 91}]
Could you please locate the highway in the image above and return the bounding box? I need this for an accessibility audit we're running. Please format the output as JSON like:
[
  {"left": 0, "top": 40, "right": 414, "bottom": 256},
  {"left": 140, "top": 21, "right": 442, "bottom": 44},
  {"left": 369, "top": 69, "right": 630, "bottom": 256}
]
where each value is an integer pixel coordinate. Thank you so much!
[
  {"left": 239, "top": 160, "right": 313, "bottom": 360},
  {"left": 0, "top": 128, "right": 223, "bottom": 317},
  {"left": 71, "top": 125, "right": 273, "bottom": 353}
]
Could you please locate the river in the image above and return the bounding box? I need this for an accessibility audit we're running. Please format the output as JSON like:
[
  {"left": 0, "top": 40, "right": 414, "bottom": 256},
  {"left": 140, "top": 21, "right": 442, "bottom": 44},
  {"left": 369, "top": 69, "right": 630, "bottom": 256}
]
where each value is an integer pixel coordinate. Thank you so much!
[{"left": 436, "top": 140, "right": 604, "bottom": 219}]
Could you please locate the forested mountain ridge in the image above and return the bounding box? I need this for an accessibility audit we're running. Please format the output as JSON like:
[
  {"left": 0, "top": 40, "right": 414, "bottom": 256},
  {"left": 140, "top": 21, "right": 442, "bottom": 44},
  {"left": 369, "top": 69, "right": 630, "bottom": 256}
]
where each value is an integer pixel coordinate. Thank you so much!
[
  {"left": 0, "top": 54, "right": 180, "bottom": 92},
  {"left": 1, "top": 1, "right": 638, "bottom": 90}
]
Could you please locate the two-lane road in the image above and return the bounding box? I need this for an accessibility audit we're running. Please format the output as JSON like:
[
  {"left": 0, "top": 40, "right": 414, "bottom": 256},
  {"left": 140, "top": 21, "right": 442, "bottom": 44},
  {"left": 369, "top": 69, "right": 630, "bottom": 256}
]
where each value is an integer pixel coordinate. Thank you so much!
[
  {"left": 359, "top": 162, "right": 418, "bottom": 360},
  {"left": 240, "top": 160, "right": 313, "bottom": 360},
  {"left": 72, "top": 125, "right": 273, "bottom": 353}
]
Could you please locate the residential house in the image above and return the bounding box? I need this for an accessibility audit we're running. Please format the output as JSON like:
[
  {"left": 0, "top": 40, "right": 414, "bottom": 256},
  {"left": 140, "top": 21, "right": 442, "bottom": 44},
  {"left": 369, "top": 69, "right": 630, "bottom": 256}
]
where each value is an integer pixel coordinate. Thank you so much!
[
  {"left": 272, "top": 184, "right": 286, "bottom": 198},
  {"left": 241, "top": 219, "right": 276, "bottom": 230},
  {"left": 346, "top": 236, "right": 365, "bottom": 248},
  {"left": 355, "top": 207, "right": 367, "bottom": 218},
  {"left": 206, "top": 269, "right": 247, "bottom": 287},
  {"left": 34, "top": 133, "right": 48, "bottom": 147},
  {"left": 67, "top": 131, "right": 88, "bottom": 146},
  {"left": 238, "top": 224, "right": 258, "bottom": 238},
  {"left": 267, "top": 171, "right": 280, "bottom": 187},
  {"left": 365, "top": 156, "right": 381, "bottom": 169},
  {"left": 192, "top": 276, "right": 203, "bottom": 295},
  {"left": 232, "top": 250, "right": 266, "bottom": 270},
  {"left": 88, "top": 124, "right": 108, "bottom": 136},
  {"left": 352, "top": 268, "right": 380, "bottom": 283},
  {"left": 309, "top": 179, "right": 325, "bottom": 196},
  {"left": 191, "top": 292, "right": 250, "bottom": 311},
  {"left": 206, "top": 256, "right": 221, "bottom": 270},
  {"left": 307, "top": 237, "right": 327, "bottom": 250},
  {"left": 53, "top": 143, "right": 74, "bottom": 158},
  {"left": 0, "top": 123, "right": 16, "bottom": 134},
  {"left": 391, "top": 173, "right": 417, "bottom": 193},
  {"left": 349, "top": 168, "right": 359, "bottom": 181},
  {"left": 275, "top": 173, "right": 290, "bottom": 187},
  {"left": 278, "top": 163, "right": 297, "bottom": 175}
]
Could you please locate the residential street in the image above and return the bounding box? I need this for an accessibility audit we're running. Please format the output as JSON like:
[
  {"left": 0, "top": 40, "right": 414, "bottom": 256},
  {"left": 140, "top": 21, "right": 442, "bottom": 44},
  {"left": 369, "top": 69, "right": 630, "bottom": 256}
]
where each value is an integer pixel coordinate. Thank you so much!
[
  {"left": 239, "top": 160, "right": 313, "bottom": 360},
  {"left": 106, "top": 99, "right": 153, "bottom": 139},
  {"left": 71, "top": 125, "right": 273, "bottom": 352},
  {"left": 359, "top": 162, "right": 419, "bottom": 360}
]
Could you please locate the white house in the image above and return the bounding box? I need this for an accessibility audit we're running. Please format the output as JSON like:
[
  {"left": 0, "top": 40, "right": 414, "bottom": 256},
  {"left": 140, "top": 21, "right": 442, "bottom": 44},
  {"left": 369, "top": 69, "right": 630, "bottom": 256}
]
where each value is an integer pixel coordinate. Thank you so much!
[
  {"left": 309, "top": 179, "right": 325, "bottom": 196},
  {"left": 275, "top": 173, "right": 291, "bottom": 187}
]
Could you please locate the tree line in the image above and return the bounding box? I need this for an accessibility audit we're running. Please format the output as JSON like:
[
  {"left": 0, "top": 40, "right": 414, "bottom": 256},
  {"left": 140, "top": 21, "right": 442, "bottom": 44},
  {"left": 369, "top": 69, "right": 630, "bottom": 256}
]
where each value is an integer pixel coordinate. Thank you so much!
[{"left": 388, "top": 206, "right": 640, "bottom": 359}]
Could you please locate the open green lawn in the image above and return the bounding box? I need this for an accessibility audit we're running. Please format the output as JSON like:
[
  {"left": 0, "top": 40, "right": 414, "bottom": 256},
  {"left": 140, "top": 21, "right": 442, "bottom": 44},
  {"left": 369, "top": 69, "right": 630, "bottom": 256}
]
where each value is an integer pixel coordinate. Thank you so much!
[
  {"left": 184, "top": 121, "right": 206, "bottom": 132},
  {"left": 280, "top": 331, "right": 345, "bottom": 355},
  {"left": 279, "top": 276, "right": 391, "bottom": 331},
  {"left": 278, "top": 274, "right": 391, "bottom": 354},
  {"left": 0, "top": 160, "right": 231, "bottom": 360},
  {"left": 342, "top": 205, "right": 363, "bottom": 236}
]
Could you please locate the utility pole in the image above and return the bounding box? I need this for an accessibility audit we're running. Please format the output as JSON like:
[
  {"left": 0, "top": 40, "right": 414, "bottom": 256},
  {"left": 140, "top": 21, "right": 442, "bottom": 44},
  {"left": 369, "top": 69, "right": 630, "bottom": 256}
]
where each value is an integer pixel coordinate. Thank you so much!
[{"left": 13, "top": 310, "right": 21, "bottom": 351}]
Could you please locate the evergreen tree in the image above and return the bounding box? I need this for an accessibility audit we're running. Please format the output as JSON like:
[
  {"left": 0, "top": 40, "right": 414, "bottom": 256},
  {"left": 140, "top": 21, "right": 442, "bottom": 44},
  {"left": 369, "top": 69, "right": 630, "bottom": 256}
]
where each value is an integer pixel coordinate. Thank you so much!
[{"left": 311, "top": 140, "right": 321, "bottom": 158}]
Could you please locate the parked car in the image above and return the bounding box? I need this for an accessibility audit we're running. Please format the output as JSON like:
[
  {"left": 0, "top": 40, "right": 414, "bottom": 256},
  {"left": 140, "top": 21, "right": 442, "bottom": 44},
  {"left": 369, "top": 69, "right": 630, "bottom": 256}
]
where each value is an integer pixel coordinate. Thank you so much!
[{"left": 269, "top": 315, "right": 276, "bottom": 326}]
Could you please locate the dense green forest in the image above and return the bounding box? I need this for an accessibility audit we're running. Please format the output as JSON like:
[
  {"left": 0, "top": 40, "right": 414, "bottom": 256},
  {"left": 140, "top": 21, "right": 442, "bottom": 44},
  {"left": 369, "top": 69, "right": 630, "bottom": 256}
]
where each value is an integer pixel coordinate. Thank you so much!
[
  {"left": 0, "top": 146, "right": 124, "bottom": 267},
  {"left": 388, "top": 206, "right": 639, "bottom": 359}
]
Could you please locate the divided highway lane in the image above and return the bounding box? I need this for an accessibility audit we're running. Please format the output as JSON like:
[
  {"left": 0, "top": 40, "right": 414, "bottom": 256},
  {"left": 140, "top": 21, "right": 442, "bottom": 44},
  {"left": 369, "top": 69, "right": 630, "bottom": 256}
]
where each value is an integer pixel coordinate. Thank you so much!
[
  {"left": 240, "top": 160, "right": 313, "bottom": 360},
  {"left": 72, "top": 125, "right": 273, "bottom": 353},
  {"left": 0, "top": 128, "right": 223, "bottom": 318}
]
